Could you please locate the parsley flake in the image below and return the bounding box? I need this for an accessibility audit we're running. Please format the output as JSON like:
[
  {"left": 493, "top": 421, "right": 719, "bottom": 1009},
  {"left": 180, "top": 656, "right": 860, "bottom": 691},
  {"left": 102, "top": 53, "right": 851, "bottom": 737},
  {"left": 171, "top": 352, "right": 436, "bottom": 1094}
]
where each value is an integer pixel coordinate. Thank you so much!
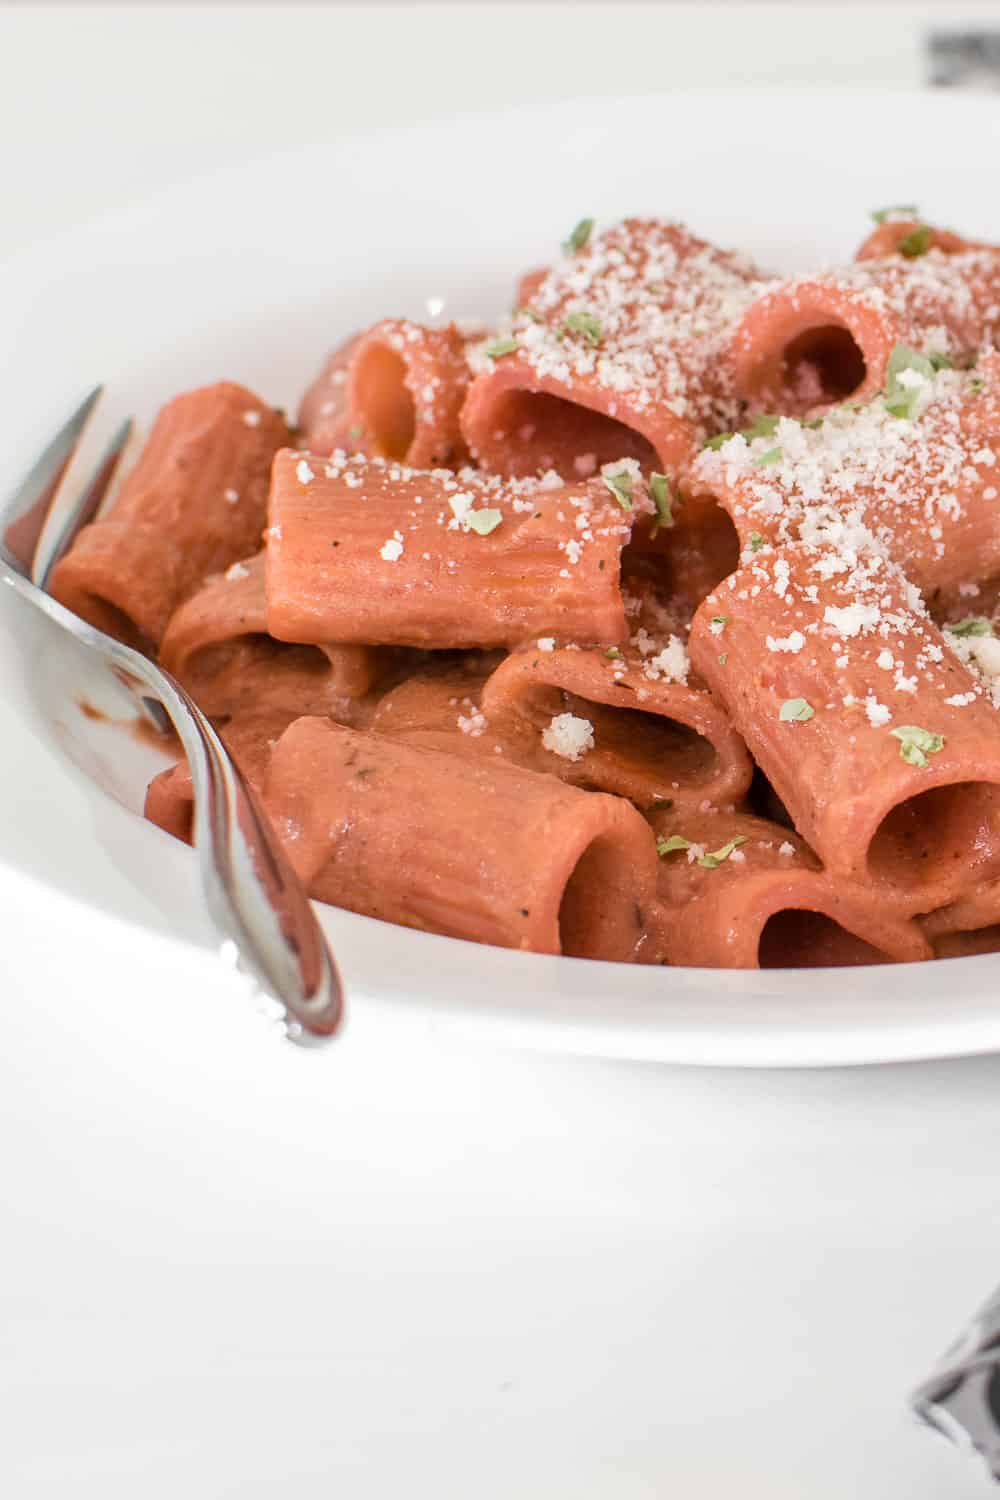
[
  {"left": 899, "top": 224, "right": 932, "bottom": 258},
  {"left": 656, "top": 834, "right": 691, "bottom": 858},
  {"left": 755, "top": 447, "right": 782, "bottom": 466},
  {"left": 779, "top": 697, "right": 814, "bottom": 723},
  {"left": 890, "top": 725, "right": 945, "bottom": 768},
  {"left": 740, "top": 414, "right": 780, "bottom": 441},
  {"left": 562, "top": 217, "right": 594, "bottom": 255},
  {"left": 871, "top": 204, "right": 919, "bottom": 224},
  {"left": 748, "top": 531, "right": 765, "bottom": 552},
  {"left": 605, "top": 646, "right": 622, "bottom": 659},
  {"left": 484, "top": 338, "right": 519, "bottom": 361},
  {"left": 703, "top": 432, "right": 733, "bottom": 451},
  {"left": 970, "top": 377, "right": 984, "bottom": 396},
  {"left": 650, "top": 472, "right": 673, "bottom": 533},
  {"left": 949, "top": 617, "right": 993, "bottom": 638},
  {"left": 601, "top": 465, "right": 633, "bottom": 511},
  {"left": 710, "top": 615, "right": 728, "bottom": 627},
  {"left": 884, "top": 344, "right": 935, "bottom": 420},
  {"left": 464, "top": 508, "right": 503, "bottom": 536},
  {"left": 698, "top": 836, "right": 748, "bottom": 870},
  {"left": 563, "top": 310, "right": 602, "bottom": 346},
  {"left": 929, "top": 352, "right": 953, "bottom": 371}
]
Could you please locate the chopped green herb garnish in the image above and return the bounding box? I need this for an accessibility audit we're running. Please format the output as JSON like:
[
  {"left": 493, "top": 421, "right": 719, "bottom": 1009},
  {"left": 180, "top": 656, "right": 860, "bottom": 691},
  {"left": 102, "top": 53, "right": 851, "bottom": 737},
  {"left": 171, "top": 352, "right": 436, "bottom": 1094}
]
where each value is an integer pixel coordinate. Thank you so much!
[
  {"left": 948, "top": 616, "right": 993, "bottom": 638},
  {"left": 703, "top": 432, "right": 733, "bottom": 451},
  {"left": 802, "top": 417, "right": 825, "bottom": 430},
  {"left": 710, "top": 615, "right": 728, "bottom": 628},
  {"left": 464, "top": 508, "right": 503, "bottom": 536},
  {"left": 970, "top": 377, "right": 984, "bottom": 396},
  {"left": 656, "top": 834, "right": 691, "bottom": 858},
  {"left": 755, "top": 447, "right": 782, "bottom": 466},
  {"left": 779, "top": 697, "right": 814, "bottom": 723},
  {"left": 740, "top": 414, "right": 780, "bottom": 441},
  {"left": 718, "top": 653, "right": 728, "bottom": 665},
  {"left": 890, "top": 724, "right": 945, "bottom": 768},
  {"left": 563, "top": 310, "right": 602, "bottom": 346},
  {"left": 605, "top": 646, "right": 622, "bottom": 659},
  {"left": 484, "top": 338, "right": 519, "bottom": 360},
  {"left": 884, "top": 344, "right": 935, "bottom": 419},
  {"left": 698, "top": 836, "right": 748, "bottom": 870},
  {"left": 871, "top": 204, "right": 919, "bottom": 224},
  {"left": 748, "top": 531, "right": 765, "bottom": 552},
  {"left": 650, "top": 472, "right": 673, "bottom": 533},
  {"left": 562, "top": 217, "right": 594, "bottom": 255},
  {"left": 899, "top": 224, "right": 932, "bottom": 258},
  {"left": 601, "top": 465, "right": 633, "bottom": 511},
  {"left": 929, "top": 351, "right": 953, "bottom": 371}
]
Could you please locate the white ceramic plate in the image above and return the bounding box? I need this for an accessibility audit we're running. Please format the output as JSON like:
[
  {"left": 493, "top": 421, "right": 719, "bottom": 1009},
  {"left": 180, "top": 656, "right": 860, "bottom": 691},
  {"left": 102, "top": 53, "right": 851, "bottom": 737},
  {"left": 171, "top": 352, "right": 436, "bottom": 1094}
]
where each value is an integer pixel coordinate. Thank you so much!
[{"left": 3, "top": 88, "right": 1000, "bottom": 1068}]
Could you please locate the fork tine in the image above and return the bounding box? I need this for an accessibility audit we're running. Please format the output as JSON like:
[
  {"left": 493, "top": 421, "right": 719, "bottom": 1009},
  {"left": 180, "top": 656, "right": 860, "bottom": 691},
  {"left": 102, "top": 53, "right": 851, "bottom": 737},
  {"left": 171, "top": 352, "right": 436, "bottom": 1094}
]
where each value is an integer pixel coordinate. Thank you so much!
[
  {"left": 36, "top": 416, "right": 133, "bottom": 588},
  {"left": 0, "top": 385, "right": 103, "bottom": 576}
]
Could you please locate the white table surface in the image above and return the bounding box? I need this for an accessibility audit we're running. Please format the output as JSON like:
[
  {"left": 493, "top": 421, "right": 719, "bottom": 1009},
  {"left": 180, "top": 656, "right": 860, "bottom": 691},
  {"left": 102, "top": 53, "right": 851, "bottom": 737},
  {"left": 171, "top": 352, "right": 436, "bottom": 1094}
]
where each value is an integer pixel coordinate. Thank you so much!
[{"left": 2, "top": 5, "right": 1000, "bottom": 1496}]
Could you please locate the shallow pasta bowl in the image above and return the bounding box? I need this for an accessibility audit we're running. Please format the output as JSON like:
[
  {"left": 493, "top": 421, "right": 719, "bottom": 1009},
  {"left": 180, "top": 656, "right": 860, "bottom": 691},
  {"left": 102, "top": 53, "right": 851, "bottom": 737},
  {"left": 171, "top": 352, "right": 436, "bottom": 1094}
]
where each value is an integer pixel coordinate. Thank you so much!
[{"left": 3, "top": 87, "right": 1000, "bottom": 1068}]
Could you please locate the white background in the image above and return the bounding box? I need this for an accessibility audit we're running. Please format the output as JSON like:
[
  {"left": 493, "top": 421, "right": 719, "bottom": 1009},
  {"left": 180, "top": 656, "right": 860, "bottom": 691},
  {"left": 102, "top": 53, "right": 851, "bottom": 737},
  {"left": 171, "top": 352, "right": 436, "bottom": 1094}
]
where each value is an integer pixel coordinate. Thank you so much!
[{"left": 2, "top": 4, "right": 1000, "bottom": 1496}]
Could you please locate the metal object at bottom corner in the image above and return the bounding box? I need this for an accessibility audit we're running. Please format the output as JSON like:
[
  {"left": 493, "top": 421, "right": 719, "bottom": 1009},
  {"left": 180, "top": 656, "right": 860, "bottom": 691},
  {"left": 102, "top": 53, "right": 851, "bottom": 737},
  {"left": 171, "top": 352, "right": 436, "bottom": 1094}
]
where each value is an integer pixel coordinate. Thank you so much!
[
  {"left": 928, "top": 30, "right": 1000, "bottom": 91},
  {"left": 912, "top": 1284, "right": 1000, "bottom": 1483}
]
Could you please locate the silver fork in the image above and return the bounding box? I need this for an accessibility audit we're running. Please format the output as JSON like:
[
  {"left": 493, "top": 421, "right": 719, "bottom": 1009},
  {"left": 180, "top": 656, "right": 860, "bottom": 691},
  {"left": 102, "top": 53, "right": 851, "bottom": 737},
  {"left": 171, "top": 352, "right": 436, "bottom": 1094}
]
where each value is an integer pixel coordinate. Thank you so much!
[{"left": 0, "top": 388, "right": 343, "bottom": 1044}]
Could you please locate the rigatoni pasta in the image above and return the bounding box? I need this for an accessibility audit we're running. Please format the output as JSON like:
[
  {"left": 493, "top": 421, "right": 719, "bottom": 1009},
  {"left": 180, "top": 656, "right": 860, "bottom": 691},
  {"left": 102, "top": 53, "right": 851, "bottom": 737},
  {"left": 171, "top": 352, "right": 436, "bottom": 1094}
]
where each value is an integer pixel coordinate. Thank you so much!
[
  {"left": 48, "top": 206, "right": 1000, "bottom": 970},
  {"left": 727, "top": 225, "right": 1000, "bottom": 416},
  {"left": 50, "top": 382, "right": 291, "bottom": 648},
  {"left": 259, "top": 716, "right": 659, "bottom": 959},
  {"left": 461, "top": 219, "right": 767, "bottom": 479},
  {"left": 158, "top": 553, "right": 381, "bottom": 721},
  {"left": 265, "top": 448, "right": 639, "bottom": 649},
  {"left": 299, "top": 319, "right": 473, "bottom": 469}
]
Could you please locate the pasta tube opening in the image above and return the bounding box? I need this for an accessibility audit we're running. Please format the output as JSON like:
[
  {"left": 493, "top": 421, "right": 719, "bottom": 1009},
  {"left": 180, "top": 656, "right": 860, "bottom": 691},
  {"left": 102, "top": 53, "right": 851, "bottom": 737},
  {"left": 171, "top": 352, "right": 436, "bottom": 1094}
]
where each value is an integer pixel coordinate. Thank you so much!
[
  {"left": 559, "top": 828, "right": 651, "bottom": 960},
  {"left": 867, "top": 781, "right": 1000, "bottom": 894},
  {"left": 479, "top": 644, "right": 752, "bottom": 811},
  {"left": 351, "top": 343, "right": 416, "bottom": 460},
  {"left": 733, "top": 315, "right": 870, "bottom": 416},
  {"left": 184, "top": 635, "right": 343, "bottom": 712},
  {"left": 778, "top": 325, "right": 868, "bottom": 410},
  {"left": 931, "top": 925, "right": 1000, "bottom": 959},
  {"left": 472, "top": 387, "right": 658, "bottom": 477},
  {"left": 158, "top": 553, "right": 380, "bottom": 719},
  {"left": 63, "top": 590, "right": 154, "bottom": 655},
  {"left": 524, "top": 682, "right": 719, "bottom": 797},
  {"left": 757, "top": 908, "right": 896, "bottom": 968}
]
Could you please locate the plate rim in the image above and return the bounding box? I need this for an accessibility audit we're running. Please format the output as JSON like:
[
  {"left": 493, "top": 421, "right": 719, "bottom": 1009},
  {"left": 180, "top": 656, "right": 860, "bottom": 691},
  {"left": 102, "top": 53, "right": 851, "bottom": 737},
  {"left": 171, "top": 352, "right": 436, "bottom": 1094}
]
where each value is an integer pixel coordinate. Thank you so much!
[{"left": 3, "top": 85, "right": 1000, "bottom": 1068}]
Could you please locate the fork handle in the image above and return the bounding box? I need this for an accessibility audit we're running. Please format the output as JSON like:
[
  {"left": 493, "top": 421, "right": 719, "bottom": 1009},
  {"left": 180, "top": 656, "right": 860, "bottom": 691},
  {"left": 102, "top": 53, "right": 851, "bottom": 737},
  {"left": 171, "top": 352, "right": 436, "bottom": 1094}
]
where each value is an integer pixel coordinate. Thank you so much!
[{"left": 131, "top": 656, "right": 344, "bottom": 1042}]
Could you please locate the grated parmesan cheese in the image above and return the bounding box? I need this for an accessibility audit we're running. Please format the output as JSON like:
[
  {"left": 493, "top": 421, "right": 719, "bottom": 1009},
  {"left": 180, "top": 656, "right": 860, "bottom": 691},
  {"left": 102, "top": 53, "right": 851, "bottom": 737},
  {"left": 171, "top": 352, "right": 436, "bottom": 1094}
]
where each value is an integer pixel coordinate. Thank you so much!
[{"left": 542, "top": 712, "right": 595, "bottom": 762}]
